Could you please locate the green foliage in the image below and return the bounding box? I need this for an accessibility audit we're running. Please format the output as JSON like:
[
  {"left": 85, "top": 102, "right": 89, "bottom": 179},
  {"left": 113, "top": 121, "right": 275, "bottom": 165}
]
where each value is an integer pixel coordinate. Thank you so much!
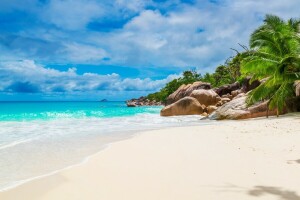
[
  {"left": 212, "top": 65, "right": 233, "bottom": 87},
  {"left": 241, "top": 14, "right": 300, "bottom": 114},
  {"left": 201, "top": 73, "right": 215, "bottom": 86},
  {"left": 227, "top": 52, "right": 243, "bottom": 81}
]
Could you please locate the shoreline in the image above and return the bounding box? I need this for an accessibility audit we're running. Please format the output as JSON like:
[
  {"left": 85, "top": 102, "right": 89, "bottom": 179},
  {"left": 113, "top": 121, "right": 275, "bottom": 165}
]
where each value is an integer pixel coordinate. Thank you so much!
[
  {"left": 0, "top": 116, "right": 210, "bottom": 192},
  {"left": 1, "top": 114, "right": 300, "bottom": 199}
]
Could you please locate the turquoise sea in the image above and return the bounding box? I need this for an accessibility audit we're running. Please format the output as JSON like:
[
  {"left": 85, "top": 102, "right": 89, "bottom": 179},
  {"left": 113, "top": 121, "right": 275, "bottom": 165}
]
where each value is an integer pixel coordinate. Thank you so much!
[
  {"left": 0, "top": 101, "right": 205, "bottom": 191},
  {"left": 0, "top": 101, "right": 161, "bottom": 121}
]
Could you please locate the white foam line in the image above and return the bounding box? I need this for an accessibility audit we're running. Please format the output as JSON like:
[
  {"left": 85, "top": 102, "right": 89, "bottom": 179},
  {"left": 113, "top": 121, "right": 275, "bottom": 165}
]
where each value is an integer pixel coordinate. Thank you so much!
[{"left": 0, "top": 138, "right": 34, "bottom": 150}]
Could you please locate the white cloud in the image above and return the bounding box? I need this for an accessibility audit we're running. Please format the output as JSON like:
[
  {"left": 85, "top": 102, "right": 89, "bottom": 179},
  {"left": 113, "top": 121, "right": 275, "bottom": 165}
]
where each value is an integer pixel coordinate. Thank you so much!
[
  {"left": 1, "top": 0, "right": 299, "bottom": 100},
  {"left": 0, "top": 60, "right": 176, "bottom": 94},
  {"left": 114, "top": 0, "right": 147, "bottom": 13},
  {"left": 1, "top": 0, "right": 300, "bottom": 72},
  {"left": 94, "top": 0, "right": 300, "bottom": 70},
  {"left": 42, "top": 0, "right": 104, "bottom": 30},
  {"left": 61, "top": 43, "right": 108, "bottom": 63}
]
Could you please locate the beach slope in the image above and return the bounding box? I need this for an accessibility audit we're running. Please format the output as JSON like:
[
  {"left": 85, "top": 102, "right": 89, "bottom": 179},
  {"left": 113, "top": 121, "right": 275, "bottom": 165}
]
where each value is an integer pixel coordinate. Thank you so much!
[{"left": 1, "top": 114, "right": 300, "bottom": 200}]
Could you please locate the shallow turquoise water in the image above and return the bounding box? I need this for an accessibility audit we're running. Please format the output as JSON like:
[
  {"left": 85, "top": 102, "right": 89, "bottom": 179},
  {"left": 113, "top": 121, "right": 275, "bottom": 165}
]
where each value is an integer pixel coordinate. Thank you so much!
[{"left": 0, "top": 101, "right": 162, "bottom": 121}]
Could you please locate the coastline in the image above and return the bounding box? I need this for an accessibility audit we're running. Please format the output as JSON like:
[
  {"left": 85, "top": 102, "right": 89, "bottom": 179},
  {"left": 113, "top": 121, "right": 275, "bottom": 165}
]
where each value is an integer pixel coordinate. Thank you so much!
[
  {"left": 0, "top": 114, "right": 207, "bottom": 192},
  {"left": 1, "top": 114, "right": 300, "bottom": 200}
]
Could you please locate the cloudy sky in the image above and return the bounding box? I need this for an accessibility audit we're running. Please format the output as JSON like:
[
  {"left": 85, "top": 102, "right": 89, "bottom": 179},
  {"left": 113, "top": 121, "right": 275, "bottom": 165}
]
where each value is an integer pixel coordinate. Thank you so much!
[{"left": 0, "top": 0, "right": 299, "bottom": 100}]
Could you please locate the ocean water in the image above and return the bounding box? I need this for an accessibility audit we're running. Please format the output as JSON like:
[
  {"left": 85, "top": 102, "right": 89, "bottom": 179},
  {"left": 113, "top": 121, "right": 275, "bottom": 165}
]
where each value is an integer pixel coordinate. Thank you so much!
[
  {"left": 0, "top": 101, "right": 162, "bottom": 121},
  {"left": 0, "top": 101, "right": 207, "bottom": 191}
]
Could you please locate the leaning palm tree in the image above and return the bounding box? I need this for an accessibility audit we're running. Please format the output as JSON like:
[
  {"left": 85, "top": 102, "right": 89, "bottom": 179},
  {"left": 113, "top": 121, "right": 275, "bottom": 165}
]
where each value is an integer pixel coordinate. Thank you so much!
[{"left": 241, "top": 14, "right": 300, "bottom": 116}]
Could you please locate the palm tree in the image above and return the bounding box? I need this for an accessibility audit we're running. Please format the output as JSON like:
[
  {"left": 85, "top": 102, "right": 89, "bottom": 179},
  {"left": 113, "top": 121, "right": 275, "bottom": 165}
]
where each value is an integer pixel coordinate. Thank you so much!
[{"left": 241, "top": 14, "right": 300, "bottom": 116}]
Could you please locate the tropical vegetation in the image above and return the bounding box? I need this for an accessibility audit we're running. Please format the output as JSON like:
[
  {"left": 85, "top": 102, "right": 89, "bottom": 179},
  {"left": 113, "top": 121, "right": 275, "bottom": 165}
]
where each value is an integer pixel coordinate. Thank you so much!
[
  {"left": 240, "top": 14, "right": 300, "bottom": 114},
  {"left": 147, "top": 14, "right": 300, "bottom": 113}
]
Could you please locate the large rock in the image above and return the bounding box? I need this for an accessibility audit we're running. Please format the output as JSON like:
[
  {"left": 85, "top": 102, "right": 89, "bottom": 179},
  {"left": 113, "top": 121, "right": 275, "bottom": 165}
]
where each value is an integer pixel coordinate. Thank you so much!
[
  {"left": 160, "top": 97, "right": 204, "bottom": 116},
  {"left": 190, "top": 89, "right": 219, "bottom": 106},
  {"left": 241, "top": 77, "right": 261, "bottom": 93},
  {"left": 209, "top": 95, "right": 278, "bottom": 120},
  {"left": 166, "top": 81, "right": 211, "bottom": 105},
  {"left": 214, "top": 82, "right": 240, "bottom": 96}
]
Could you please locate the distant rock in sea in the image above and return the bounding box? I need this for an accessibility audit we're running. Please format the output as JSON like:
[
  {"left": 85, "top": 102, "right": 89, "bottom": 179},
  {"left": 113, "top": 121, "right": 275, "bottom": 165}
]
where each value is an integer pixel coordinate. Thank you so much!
[
  {"left": 126, "top": 96, "right": 163, "bottom": 107},
  {"left": 100, "top": 99, "right": 108, "bottom": 102}
]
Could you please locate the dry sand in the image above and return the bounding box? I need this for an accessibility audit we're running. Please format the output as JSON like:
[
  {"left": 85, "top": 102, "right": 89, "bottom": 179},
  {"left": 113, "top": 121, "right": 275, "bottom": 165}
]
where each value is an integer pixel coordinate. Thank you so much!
[{"left": 1, "top": 114, "right": 300, "bottom": 200}]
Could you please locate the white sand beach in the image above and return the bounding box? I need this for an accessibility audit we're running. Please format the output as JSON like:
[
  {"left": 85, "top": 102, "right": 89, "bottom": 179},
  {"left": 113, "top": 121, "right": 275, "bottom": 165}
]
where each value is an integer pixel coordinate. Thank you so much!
[{"left": 0, "top": 114, "right": 300, "bottom": 200}]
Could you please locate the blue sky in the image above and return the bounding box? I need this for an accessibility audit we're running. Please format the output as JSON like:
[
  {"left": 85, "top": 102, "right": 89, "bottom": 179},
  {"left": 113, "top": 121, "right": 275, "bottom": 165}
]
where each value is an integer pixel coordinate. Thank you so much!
[{"left": 0, "top": 0, "right": 299, "bottom": 101}]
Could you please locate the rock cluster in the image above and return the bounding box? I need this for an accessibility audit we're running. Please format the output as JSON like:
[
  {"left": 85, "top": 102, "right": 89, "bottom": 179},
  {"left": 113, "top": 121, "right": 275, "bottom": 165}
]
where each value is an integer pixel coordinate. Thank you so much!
[
  {"left": 130, "top": 79, "right": 299, "bottom": 119},
  {"left": 126, "top": 96, "right": 162, "bottom": 107},
  {"left": 160, "top": 79, "right": 266, "bottom": 119},
  {"left": 160, "top": 80, "right": 251, "bottom": 117},
  {"left": 161, "top": 87, "right": 244, "bottom": 117}
]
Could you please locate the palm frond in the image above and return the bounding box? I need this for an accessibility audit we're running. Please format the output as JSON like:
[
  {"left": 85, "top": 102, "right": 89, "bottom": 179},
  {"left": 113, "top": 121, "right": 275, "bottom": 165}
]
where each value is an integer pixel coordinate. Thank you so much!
[
  {"left": 240, "top": 14, "right": 300, "bottom": 113},
  {"left": 241, "top": 57, "right": 276, "bottom": 76},
  {"left": 246, "top": 78, "right": 279, "bottom": 105},
  {"left": 288, "top": 18, "right": 300, "bottom": 33},
  {"left": 269, "top": 82, "right": 294, "bottom": 111}
]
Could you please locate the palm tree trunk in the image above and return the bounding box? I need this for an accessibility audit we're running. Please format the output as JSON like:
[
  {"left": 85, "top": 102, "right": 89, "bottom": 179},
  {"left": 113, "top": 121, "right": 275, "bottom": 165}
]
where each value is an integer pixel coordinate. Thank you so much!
[
  {"left": 266, "top": 101, "right": 269, "bottom": 118},
  {"left": 266, "top": 99, "right": 270, "bottom": 118},
  {"left": 276, "top": 102, "right": 279, "bottom": 117}
]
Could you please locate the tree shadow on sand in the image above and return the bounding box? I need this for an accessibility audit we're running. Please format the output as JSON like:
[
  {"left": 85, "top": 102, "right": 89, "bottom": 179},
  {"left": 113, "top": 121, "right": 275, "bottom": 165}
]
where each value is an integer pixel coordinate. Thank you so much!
[
  {"left": 248, "top": 186, "right": 300, "bottom": 200},
  {"left": 287, "top": 159, "right": 300, "bottom": 164},
  {"left": 293, "top": 159, "right": 300, "bottom": 164}
]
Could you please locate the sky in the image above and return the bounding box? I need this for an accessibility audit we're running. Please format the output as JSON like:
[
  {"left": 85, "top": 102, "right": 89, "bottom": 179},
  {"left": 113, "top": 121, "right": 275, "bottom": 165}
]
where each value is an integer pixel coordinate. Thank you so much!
[{"left": 0, "top": 0, "right": 299, "bottom": 101}]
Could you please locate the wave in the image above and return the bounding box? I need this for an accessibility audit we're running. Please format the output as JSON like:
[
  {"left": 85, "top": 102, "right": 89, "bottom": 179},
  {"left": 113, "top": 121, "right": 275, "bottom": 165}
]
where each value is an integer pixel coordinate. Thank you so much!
[
  {"left": 0, "top": 138, "right": 35, "bottom": 150},
  {"left": 0, "top": 110, "right": 105, "bottom": 121}
]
